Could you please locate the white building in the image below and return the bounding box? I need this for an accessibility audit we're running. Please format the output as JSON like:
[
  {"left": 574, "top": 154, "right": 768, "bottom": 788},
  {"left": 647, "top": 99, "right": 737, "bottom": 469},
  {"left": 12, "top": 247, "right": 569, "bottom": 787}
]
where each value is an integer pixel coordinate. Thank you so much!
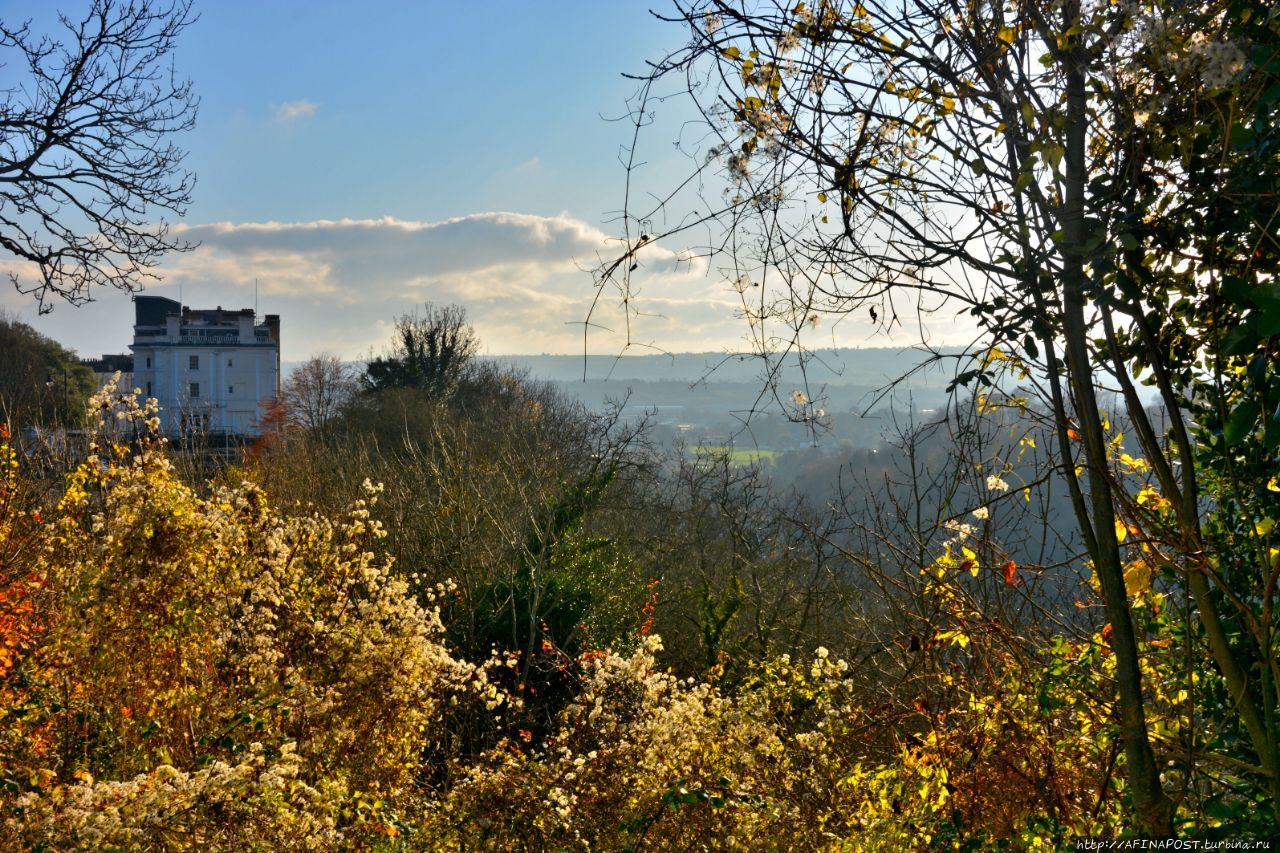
[
  {"left": 82, "top": 353, "right": 135, "bottom": 394},
  {"left": 130, "top": 296, "right": 280, "bottom": 437}
]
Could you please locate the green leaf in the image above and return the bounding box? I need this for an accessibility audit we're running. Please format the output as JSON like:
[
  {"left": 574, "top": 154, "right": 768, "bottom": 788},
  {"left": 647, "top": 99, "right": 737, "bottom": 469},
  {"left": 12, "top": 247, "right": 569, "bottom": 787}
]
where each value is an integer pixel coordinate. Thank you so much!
[
  {"left": 1221, "top": 325, "right": 1256, "bottom": 357},
  {"left": 1247, "top": 284, "right": 1280, "bottom": 336},
  {"left": 1221, "top": 275, "right": 1252, "bottom": 307},
  {"left": 1264, "top": 420, "right": 1280, "bottom": 451},
  {"left": 1229, "top": 124, "right": 1257, "bottom": 148},
  {"left": 1224, "top": 400, "right": 1261, "bottom": 444},
  {"left": 1117, "top": 233, "right": 1138, "bottom": 251}
]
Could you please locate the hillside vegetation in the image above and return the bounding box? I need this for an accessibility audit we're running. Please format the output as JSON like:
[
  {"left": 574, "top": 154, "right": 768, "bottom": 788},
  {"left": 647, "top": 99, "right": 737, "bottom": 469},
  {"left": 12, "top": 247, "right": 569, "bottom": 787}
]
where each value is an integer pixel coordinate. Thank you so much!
[{"left": 0, "top": 349, "right": 1274, "bottom": 848}]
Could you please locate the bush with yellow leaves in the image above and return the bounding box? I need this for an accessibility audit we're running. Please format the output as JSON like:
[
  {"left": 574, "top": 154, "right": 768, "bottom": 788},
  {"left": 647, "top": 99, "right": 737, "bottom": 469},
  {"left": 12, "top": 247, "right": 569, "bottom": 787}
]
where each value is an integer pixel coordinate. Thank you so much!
[
  {"left": 0, "top": 380, "right": 497, "bottom": 847},
  {"left": 0, "top": 379, "right": 1216, "bottom": 849}
]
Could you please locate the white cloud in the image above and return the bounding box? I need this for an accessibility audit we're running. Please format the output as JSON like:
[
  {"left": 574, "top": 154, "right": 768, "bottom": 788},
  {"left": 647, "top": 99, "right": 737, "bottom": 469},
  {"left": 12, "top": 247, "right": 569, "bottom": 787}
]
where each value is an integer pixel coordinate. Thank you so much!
[
  {"left": 271, "top": 99, "right": 318, "bottom": 123},
  {"left": 158, "top": 212, "right": 715, "bottom": 358},
  {"left": 2, "top": 211, "right": 979, "bottom": 363}
]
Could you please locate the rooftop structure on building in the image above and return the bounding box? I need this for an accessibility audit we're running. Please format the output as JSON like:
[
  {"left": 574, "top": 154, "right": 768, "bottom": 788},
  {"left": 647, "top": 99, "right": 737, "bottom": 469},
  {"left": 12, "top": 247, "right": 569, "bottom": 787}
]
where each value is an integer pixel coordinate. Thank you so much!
[
  {"left": 130, "top": 295, "right": 280, "bottom": 437},
  {"left": 81, "top": 353, "right": 135, "bottom": 393}
]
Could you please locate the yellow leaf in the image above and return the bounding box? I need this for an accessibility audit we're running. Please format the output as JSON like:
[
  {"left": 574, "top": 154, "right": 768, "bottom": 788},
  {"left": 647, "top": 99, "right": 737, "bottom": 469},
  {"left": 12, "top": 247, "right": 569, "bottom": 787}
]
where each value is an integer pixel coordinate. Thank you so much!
[
  {"left": 1115, "top": 519, "right": 1128, "bottom": 543},
  {"left": 1123, "top": 559, "right": 1152, "bottom": 597},
  {"left": 1119, "top": 453, "right": 1149, "bottom": 472},
  {"left": 817, "top": 191, "right": 827, "bottom": 203},
  {"left": 997, "top": 26, "right": 1016, "bottom": 46},
  {"left": 1136, "top": 485, "right": 1170, "bottom": 510}
]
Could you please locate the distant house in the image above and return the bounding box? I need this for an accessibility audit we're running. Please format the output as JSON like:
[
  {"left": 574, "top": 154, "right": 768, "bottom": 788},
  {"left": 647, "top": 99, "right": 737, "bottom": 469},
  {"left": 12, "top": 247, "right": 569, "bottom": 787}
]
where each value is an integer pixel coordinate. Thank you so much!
[
  {"left": 82, "top": 353, "right": 135, "bottom": 393},
  {"left": 130, "top": 295, "right": 280, "bottom": 437}
]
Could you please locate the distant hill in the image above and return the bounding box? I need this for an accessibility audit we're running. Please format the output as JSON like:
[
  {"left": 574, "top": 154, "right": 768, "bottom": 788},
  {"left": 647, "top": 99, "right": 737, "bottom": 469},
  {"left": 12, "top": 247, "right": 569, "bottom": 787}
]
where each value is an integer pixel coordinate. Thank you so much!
[
  {"left": 487, "top": 348, "right": 964, "bottom": 450},
  {"left": 281, "top": 348, "right": 964, "bottom": 447},
  {"left": 493, "top": 347, "right": 964, "bottom": 390}
]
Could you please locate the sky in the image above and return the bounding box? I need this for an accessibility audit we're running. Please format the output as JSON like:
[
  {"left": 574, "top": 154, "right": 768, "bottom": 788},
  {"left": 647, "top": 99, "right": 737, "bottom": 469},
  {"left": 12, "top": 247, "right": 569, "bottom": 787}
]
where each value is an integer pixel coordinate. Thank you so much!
[{"left": 1, "top": 0, "right": 971, "bottom": 362}]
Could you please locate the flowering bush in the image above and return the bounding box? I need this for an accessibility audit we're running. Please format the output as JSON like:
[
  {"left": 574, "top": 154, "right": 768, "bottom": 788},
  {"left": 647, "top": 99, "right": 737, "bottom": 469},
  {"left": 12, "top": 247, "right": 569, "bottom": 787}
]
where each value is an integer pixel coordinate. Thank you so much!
[
  {"left": 429, "top": 632, "right": 1135, "bottom": 850},
  {"left": 0, "top": 382, "right": 497, "bottom": 846},
  {"left": 1, "top": 379, "right": 1259, "bottom": 847},
  {"left": 10, "top": 744, "right": 348, "bottom": 850}
]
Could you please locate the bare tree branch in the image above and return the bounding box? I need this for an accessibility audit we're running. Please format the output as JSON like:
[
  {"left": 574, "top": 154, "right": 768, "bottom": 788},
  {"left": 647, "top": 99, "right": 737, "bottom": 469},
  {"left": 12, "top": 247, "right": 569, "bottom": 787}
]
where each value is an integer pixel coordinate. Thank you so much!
[{"left": 0, "top": 0, "right": 198, "bottom": 311}]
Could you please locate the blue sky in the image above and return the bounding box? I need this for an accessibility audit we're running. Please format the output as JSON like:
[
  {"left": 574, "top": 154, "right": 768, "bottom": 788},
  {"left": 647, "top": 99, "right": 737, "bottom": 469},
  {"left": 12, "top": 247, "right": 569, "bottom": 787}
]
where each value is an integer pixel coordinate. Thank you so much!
[
  {"left": 2, "top": 1, "right": 966, "bottom": 361},
  {"left": 179, "top": 1, "right": 671, "bottom": 224}
]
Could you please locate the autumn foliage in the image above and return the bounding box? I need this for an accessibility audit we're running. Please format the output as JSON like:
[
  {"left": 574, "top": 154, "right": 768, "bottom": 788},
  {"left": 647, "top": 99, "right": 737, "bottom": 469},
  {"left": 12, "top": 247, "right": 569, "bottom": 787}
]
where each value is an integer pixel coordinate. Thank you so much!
[{"left": 0, "top": 378, "right": 1269, "bottom": 849}]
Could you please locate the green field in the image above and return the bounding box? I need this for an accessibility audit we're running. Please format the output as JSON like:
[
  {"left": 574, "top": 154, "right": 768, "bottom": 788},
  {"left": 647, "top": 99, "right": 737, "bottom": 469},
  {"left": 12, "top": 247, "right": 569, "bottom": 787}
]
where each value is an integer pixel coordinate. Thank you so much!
[{"left": 689, "top": 445, "right": 780, "bottom": 465}]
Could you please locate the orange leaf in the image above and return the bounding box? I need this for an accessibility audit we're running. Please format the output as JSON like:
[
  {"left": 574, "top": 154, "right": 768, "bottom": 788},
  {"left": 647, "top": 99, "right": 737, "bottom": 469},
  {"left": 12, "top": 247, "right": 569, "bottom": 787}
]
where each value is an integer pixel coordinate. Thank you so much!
[{"left": 1000, "top": 560, "right": 1018, "bottom": 585}]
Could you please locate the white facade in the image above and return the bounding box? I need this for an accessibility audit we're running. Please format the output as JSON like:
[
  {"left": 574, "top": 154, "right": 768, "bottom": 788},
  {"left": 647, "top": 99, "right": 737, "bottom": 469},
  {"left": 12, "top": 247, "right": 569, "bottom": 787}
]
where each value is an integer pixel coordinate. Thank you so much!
[{"left": 130, "top": 296, "right": 280, "bottom": 437}]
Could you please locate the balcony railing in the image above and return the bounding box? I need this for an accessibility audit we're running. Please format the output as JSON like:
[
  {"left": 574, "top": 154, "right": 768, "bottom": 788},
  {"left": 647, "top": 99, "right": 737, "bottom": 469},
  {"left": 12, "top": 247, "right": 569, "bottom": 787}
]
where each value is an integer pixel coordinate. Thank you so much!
[{"left": 178, "top": 334, "right": 241, "bottom": 346}]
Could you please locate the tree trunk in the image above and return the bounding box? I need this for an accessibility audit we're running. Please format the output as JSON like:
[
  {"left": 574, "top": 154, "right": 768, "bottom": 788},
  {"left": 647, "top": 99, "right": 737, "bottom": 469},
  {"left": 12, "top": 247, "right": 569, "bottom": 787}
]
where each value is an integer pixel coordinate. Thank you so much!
[{"left": 1058, "top": 1, "right": 1173, "bottom": 834}]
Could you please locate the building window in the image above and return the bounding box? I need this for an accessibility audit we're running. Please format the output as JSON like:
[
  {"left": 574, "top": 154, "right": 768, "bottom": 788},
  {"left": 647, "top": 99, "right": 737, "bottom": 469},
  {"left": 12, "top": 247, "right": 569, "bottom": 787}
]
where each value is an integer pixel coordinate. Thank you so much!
[
  {"left": 227, "top": 385, "right": 234, "bottom": 395},
  {"left": 190, "top": 382, "right": 200, "bottom": 398},
  {"left": 227, "top": 357, "right": 233, "bottom": 367},
  {"left": 189, "top": 355, "right": 199, "bottom": 370},
  {"left": 146, "top": 381, "right": 152, "bottom": 396},
  {"left": 145, "top": 356, "right": 151, "bottom": 369}
]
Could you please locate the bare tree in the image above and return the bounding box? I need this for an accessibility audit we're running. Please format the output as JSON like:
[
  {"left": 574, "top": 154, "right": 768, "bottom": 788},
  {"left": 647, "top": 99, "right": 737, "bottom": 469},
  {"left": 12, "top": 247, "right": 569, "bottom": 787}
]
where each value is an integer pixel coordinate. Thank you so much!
[
  {"left": 0, "top": 0, "right": 198, "bottom": 311},
  {"left": 362, "top": 303, "right": 479, "bottom": 398},
  {"left": 282, "top": 353, "right": 358, "bottom": 433}
]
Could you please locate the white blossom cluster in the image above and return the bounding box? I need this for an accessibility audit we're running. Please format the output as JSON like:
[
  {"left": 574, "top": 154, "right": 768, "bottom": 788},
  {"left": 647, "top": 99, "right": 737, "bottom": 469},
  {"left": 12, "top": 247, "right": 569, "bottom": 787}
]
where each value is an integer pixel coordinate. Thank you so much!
[
  {"left": 1188, "top": 34, "right": 1247, "bottom": 90},
  {"left": 1127, "top": 6, "right": 1248, "bottom": 93},
  {"left": 942, "top": 518, "right": 976, "bottom": 545},
  {"left": 436, "top": 638, "right": 863, "bottom": 847},
  {"left": 10, "top": 745, "right": 345, "bottom": 849}
]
